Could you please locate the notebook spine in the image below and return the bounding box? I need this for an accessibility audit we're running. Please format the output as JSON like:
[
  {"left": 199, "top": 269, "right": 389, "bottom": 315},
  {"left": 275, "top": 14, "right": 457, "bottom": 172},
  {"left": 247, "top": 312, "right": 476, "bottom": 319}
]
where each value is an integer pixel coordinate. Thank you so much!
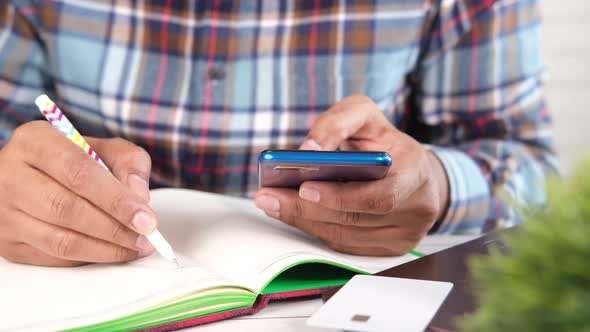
[{"left": 140, "top": 287, "right": 334, "bottom": 332}]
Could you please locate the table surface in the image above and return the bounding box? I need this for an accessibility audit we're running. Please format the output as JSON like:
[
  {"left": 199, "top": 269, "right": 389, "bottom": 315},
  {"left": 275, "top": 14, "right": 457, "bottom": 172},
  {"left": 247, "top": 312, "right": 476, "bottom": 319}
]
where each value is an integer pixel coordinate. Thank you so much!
[{"left": 189, "top": 235, "right": 479, "bottom": 332}]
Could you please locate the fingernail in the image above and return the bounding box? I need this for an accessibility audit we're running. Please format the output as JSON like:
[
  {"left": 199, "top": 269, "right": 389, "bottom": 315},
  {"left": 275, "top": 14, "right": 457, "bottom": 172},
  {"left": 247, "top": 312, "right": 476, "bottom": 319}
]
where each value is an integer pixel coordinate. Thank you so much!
[
  {"left": 300, "top": 139, "right": 322, "bottom": 150},
  {"left": 299, "top": 187, "right": 321, "bottom": 203},
  {"left": 135, "top": 235, "right": 154, "bottom": 255},
  {"left": 128, "top": 174, "right": 150, "bottom": 201},
  {"left": 131, "top": 211, "right": 156, "bottom": 235},
  {"left": 256, "top": 195, "right": 280, "bottom": 212}
]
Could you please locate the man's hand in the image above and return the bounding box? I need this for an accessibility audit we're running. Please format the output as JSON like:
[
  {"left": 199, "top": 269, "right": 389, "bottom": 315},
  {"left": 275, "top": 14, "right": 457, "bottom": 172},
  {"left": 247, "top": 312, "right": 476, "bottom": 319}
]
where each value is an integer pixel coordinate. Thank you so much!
[
  {"left": 255, "top": 96, "right": 449, "bottom": 256},
  {"left": 0, "top": 121, "right": 156, "bottom": 266}
]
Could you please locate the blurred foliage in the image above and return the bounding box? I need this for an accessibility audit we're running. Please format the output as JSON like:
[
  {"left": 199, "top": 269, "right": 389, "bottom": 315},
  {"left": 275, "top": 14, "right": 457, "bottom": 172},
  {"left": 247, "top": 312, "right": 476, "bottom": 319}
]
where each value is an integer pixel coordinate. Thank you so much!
[{"left": 462, "top": 157, "right": 590, "bottom": 332}]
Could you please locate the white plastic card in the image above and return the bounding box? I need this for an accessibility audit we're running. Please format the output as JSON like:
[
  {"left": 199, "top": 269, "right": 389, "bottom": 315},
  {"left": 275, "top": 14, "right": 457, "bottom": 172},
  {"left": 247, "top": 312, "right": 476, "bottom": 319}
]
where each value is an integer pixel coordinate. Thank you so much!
[{"left": 307, "top": 275, "right": 453, "bottom": 332}]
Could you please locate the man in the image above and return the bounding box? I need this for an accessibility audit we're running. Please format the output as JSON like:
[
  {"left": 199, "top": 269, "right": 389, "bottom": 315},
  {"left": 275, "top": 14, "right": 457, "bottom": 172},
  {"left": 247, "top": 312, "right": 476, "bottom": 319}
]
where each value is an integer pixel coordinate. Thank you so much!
[{"left": 0, "top": 0, "right": 556, "bottom": 266}]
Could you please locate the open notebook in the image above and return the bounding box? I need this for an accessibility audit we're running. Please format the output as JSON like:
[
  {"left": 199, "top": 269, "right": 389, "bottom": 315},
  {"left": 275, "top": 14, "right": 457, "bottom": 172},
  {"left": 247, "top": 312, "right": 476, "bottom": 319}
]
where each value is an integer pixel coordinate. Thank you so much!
[{"left": 0, "top": 188, "right": 425, "bottom": 332}]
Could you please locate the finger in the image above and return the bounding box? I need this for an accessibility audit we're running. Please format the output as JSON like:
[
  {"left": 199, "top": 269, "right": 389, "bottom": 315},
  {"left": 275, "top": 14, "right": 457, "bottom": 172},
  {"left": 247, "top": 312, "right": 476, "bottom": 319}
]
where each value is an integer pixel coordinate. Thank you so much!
[
  {"left": 298, "top": 179, "right": 399, "bottom": 214},
  {"left": 0, "top": 242, "right": 85, "bottom": 267},
  {"left": 16, "top": 121, "right": 158, "bottom": 236},
  {"left": 9, "top": 167, "right": 153, "bottom": 254},
  {"left": 277, "top": 216, "right": 416, "bottom": 249},
  {"left": 300, "top": 95, "right": 393, "bottom": 151},
  {"left": 10, "top": 210, "right": 144, "bottom": 263},
  {"left": 88, "top": 137, "right": 151, "bottom": 202},
  {"left": 256, "top": 188, "right": 392, "bottom": 227}
]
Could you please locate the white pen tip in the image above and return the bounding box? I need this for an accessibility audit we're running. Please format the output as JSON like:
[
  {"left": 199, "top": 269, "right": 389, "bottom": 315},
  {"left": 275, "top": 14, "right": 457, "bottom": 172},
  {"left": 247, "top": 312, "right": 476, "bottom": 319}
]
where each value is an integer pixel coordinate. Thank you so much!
[
  {"left": 35, "top": 94, "right": 51, "bottom": 110},
  {"left": 172, "top": 258, "right": 182, "bottom": 269}
]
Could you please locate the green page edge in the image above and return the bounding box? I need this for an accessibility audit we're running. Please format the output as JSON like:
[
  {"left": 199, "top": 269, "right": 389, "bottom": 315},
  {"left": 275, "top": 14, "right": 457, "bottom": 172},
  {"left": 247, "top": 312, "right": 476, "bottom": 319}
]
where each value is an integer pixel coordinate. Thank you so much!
[
  {"left": 260, "top": 259, "right": 369, "bottom": 294},
  {"left": 62, "top": 251, "right": 424, "bottom": 331},
  {"left": 260, "top": 250, "right": 425, "bottom": 294},
  {"left": 64, "top": 289, "right": 256, "bottom": 332}
]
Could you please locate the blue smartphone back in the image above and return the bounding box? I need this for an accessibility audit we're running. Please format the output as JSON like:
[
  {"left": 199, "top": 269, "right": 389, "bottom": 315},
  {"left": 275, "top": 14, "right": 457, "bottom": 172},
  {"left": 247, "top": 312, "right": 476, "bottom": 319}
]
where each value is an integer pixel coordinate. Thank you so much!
[{"left": 258, "top": 150, "right": 392, "bottom": 188}]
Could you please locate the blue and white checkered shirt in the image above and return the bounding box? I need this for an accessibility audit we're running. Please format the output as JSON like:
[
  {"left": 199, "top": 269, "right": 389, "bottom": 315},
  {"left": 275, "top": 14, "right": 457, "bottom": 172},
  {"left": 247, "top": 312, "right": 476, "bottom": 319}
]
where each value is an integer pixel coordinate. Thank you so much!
[{"left": 0, "top": 0, "right": 558, "bottom": 234}]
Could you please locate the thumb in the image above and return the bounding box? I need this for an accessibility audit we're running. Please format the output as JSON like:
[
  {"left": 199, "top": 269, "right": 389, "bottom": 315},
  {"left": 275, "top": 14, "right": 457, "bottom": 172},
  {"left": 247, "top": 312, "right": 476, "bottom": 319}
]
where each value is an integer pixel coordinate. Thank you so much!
[
  {"left": 87, "top": 137, "right": 152, "bottom": 202},
  {"left": 300, "top": 95, "right": 391, "bottom": 151}
]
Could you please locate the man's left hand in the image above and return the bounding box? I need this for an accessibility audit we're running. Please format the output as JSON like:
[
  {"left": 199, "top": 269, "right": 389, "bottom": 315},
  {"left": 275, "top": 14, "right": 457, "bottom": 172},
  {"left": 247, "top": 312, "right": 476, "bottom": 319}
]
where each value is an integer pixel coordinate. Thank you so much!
[{"left": 255, "top": 95, "right": 449, "bottom": 256}]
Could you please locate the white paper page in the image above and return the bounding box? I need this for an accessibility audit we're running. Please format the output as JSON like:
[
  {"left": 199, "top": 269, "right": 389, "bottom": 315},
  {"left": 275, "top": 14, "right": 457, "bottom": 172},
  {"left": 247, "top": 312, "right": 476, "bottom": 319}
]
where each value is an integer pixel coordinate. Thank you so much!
[
  {"left": 0, "top": 255, "right": 241, "bottom": 332},
  {"left": 151, "top": 189, "right": 425, "bottom": 292}
]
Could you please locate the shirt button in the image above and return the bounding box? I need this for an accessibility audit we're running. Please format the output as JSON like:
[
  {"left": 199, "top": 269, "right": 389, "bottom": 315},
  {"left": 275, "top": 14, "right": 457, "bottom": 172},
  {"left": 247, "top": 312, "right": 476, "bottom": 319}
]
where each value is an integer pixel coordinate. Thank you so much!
[{"left": 208, "top": 67, "right": 225, "bottom": 81}]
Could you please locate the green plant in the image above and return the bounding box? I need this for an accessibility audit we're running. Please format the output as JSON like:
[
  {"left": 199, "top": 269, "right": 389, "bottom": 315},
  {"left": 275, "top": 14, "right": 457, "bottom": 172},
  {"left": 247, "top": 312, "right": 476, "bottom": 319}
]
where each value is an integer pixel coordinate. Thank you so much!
[{"left": 462, "top": 157, "right": 590, "bottom": 332}]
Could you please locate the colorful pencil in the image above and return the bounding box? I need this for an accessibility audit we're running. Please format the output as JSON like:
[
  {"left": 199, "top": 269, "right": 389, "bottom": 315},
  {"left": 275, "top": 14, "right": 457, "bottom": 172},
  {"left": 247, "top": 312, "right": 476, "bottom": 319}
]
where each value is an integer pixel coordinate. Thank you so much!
[{"left": 34, "top": 94, "right": 179, "bottom": 267}]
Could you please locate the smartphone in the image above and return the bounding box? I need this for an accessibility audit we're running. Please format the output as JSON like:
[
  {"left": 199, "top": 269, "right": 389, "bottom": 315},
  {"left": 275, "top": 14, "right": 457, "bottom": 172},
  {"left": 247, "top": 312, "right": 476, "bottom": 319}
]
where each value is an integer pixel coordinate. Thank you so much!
[{"left": 258, "top": 150, "right": 392, "bottom": 188}]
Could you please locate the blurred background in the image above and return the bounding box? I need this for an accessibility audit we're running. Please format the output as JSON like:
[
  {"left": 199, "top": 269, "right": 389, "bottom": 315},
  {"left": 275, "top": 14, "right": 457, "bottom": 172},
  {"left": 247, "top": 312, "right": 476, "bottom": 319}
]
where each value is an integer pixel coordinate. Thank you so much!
[{"left": 541, "top": 0, "right": 590, "bottom": 174}]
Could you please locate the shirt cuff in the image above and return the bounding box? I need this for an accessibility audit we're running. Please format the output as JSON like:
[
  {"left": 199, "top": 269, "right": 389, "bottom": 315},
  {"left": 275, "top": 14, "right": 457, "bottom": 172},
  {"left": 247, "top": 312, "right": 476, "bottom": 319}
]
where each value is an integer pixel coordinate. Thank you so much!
[{"left": 428, "top": 146, "right": 492, "bottom": 234}]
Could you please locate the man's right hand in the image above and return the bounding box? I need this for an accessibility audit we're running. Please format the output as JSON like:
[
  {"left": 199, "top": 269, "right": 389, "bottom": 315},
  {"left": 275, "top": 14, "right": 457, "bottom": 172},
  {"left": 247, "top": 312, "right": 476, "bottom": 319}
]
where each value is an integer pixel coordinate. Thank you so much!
[{"left": 0, "top": 121, "right": 157, "bottom": 267}]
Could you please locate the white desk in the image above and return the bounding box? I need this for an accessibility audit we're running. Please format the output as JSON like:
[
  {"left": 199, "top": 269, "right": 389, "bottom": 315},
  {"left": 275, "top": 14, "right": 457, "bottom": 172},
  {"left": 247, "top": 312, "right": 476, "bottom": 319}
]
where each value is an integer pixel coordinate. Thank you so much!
[{"left": 190, "top": 235, "right": 479, "bottom": 332}]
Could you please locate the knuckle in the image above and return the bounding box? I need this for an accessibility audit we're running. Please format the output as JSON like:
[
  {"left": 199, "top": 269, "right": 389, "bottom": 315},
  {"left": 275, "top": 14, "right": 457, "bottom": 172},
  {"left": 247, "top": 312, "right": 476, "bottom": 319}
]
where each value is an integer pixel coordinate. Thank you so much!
[
  {"left": 4, "top": 122, "right": 52, "bottom": 161},
  {"left": 11, "top": 121, "right": 48, "bottom": 143},
  {"left": 332, "top": 122, "right": 352, "bottom": 141},
  {"left": 109, "top": 191, "right": 130, "bottom": 218},
  {"left": 50, "top": 230, "right": 75, "bottom": 258},
  {"left": 334, "top": 188, "right": 346, "bottom": 211},
  {"left": 292, "top": 199, "right": 304, "bottom": 220},
  {"left": 366, "top": 195, "right": 395, "bottom": 214},
  {"left": 6, "top": 125, "right": 34, "bottom": 154},
  {"left": 48, "top": 190, "right": 78, "bottom": 225},
  {"left": 112, "top": 139, "right": 151, "bottom": 169},
  {"left": 342, "top": 211, "right": 361, "bottom": 226},
  {"left": 416, "top": 197, "right": 439, "bottom": 222},
  {"left": 376, "top": 123, "right": 394, "bottom": 138},
  {"left": 10, "top": 126, "right": 28, "bottom": 145},
  {"left": 65, "top": 159, "right": 92, "bottom": 190},
  {"left": 380, "top": 196, "right": 396, "bottom": 213},
  {"left": 110, "top": 222, "right": 125, "bottom": 243},
  {"left": 129, "top": 145, "right": 151, "bottom": 165},
  {"left": 113, "top": 246, "right": 134, "bottom": 262}
]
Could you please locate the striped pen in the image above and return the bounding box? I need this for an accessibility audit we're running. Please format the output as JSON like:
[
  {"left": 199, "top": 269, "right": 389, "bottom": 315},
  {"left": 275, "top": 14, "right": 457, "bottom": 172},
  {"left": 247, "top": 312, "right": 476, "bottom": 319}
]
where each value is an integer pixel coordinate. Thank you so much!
[{"left": 34, "top": 94, "right": 180, "bottom": 267}]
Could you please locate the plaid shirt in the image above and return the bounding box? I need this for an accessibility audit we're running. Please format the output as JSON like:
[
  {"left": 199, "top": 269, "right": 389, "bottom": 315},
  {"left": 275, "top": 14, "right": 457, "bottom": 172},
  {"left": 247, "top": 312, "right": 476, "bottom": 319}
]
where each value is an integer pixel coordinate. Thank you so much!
[{"left": 0, "top": 0, "right": 557, "bottom": 234}]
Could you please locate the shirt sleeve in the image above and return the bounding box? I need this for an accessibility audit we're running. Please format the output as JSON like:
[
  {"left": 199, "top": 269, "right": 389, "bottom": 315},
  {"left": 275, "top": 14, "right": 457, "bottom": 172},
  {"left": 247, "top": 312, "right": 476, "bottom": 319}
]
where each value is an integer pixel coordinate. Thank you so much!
[
  {"left": 418, "top": 0, "right": 559, "bottom": 234},
  {"left": 0, "top": 1, "right": 50, "bottom": 150}
]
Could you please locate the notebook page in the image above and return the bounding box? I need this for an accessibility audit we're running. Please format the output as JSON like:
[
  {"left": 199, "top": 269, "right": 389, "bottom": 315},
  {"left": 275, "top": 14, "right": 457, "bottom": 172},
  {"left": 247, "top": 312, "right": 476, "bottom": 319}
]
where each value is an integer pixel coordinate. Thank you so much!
[
  {"left": 151, "top": 189, "right": 421, "bottom": 292},
  {"left": 0, "top": 255, "right": 244, "bottom": 331}
]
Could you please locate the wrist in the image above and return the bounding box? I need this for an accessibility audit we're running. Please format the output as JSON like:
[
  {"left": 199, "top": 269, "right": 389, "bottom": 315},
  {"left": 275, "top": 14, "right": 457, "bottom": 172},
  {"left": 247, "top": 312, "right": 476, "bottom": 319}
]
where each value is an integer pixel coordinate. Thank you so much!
[{"left": 426, "top": 150, "right": 450, "bottom": 224}]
